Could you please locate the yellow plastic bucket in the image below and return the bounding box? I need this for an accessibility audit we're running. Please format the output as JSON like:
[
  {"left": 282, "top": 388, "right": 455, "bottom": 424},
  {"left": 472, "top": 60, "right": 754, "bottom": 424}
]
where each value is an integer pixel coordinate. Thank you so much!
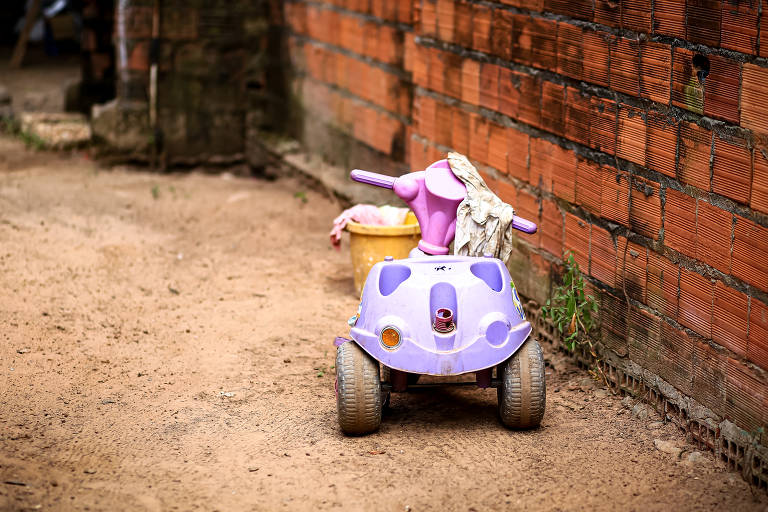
[{"left": 346, "top": 212, "right": 420, "bottom": 296}]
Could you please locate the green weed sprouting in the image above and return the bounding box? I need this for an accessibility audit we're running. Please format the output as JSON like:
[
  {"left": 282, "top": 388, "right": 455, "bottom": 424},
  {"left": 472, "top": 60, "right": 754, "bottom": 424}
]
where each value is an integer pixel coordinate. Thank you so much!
[{"left": 542, "top": 251, "right": 599, "bottom": 352}]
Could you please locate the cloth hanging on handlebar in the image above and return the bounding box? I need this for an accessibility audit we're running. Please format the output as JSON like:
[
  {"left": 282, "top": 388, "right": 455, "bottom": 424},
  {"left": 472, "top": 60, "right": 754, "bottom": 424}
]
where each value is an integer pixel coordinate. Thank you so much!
[{"left": 448, "top": 152, "right": 516, "bottom": 262}]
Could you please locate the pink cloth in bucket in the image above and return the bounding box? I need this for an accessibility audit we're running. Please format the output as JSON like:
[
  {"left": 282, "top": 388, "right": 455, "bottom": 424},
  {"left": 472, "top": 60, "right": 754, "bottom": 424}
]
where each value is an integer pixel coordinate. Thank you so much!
[{"left": 329, "top": 204, "right": 408, "bottom": 249}]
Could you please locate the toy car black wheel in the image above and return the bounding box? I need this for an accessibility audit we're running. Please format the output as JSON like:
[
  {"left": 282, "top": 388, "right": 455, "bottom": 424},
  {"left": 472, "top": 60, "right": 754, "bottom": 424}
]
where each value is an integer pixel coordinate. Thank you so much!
[
  {"left": 336, "top": 342, "right": 382, "bottom": 435},
  {"left": 497, "top": 338, "right": 546, "bottom": 429}
]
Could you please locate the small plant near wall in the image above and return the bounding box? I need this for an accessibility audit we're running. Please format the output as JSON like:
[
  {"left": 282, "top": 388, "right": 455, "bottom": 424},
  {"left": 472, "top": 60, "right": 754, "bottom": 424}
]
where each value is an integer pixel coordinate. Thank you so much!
[
  {"left": 543, "top": 252, "right": 599, "bottom": 350},
  {"left": 543, "top": 252, "right": 606, "bottom": 383}
]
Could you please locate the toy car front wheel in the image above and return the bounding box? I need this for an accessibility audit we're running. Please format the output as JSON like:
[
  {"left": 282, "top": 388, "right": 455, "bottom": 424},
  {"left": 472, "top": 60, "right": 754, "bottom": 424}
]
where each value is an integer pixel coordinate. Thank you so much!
[
  {"left": 336, "top": 342, "right": 382, "bottom": 435},
  {"left": 497, "top": 338, "right": 546, "bottom": 429}
]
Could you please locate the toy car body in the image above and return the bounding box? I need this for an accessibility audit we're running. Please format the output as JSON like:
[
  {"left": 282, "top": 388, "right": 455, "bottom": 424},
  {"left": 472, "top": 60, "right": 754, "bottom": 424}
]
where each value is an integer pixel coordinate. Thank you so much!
[{"left": 335, "top": 159, "right": 545, "bottom": 435}]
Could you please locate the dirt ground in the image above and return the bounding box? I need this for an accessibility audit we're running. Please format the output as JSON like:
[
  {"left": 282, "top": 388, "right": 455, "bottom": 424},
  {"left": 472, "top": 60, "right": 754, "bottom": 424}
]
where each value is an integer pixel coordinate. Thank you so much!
[{"left": 0, "top": 135, "right": 765, "bottom": 511}]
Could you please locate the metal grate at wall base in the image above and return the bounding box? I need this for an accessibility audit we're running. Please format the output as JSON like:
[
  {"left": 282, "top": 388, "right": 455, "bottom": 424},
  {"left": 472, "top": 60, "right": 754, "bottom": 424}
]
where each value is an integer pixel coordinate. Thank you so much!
[{"left": 523, "top": 298, "right": 768, "bottom": 492}]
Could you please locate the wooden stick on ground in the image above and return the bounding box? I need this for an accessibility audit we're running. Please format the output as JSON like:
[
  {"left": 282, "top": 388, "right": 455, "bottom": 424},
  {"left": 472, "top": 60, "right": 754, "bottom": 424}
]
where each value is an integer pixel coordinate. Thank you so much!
[{"left": 10, "top": 0, "right": 44, "bottom": 69}]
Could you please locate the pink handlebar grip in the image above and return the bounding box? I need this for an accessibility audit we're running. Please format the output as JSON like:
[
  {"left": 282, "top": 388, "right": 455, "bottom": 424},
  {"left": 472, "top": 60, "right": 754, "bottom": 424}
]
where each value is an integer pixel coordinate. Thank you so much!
[
  {"left": 512, "top": 216, "right": 537, "bottom": 234},
  {"left": 350, "top": 169, "right": 396, "bottom": 189}
]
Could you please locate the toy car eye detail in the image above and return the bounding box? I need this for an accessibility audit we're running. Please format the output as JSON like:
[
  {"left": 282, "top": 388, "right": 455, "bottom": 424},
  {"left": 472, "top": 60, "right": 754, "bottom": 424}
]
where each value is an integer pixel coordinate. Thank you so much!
[{"left": 379, "top": 326, "right": 402, "bottom": 349}]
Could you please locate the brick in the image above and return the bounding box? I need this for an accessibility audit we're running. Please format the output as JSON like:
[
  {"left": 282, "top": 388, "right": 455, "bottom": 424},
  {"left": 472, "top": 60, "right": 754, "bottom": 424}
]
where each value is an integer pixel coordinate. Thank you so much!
[
  {"left": 703, "top": 55, "right": 741, "bottom": 124},
  {"left": 498, "top": 68, "right": 520, "bottom": 119},
  {"left": 451, "top": 107, "right": 470, "bottom": 155},
  {"left": 540, "top": 81, "right": 565, "bottom": 137},
  {"left": 564, "top": 87, "right": 590, "bottom": 147},
  {"left": 616, "top": 106, "right": 646, "bottom": 167},
  {"left": 647, "top": 251, "right": 680, "bottom": 318},
  {"left": 618, "top": 239, "right": 648, "bottom": 303},
  {"left": 412, "top": 45, "right": 429, "bottom": 87},
  {"left": 752, "top": 147, "right": 768, "bottom": 214},
  {"left": 493, "top": 178, "right": 517, "bottom": 206},
  {"left": 454, "top": 1, "right": 474, "bottom": 48},
  {"left": 594, "top": 0, "right": 621, "bottom": 28},
  {"left": 576, "top": 158, "right": 601, "bottom": 215},
  {"left": 529, "top": 137, "right": 555, "bottom": 192},
  {"left": 628, "top": 307, "right": 662, "bottom": 374},
  {"left": 550, "top": 144, "right": 577, "bottom": 203},
  {"left": 677, "top": 122, "right": 712, "bottom": 190},
  {"left": 589, "top": 98, "right": 616, "bottom": 155},
  {"left": 639, "top": 42, "right": 671, "bottom": 104},
  {"left": 601, "top": 167, "right": 630, "bottom": 226},
  {"left": 733, "top": 216, "right": 768, "bottom": 292},
  {"left": 591, "top": 225, "right": 617, "bottom": 288},
  {"left": 610, "top": 37, "right": 640, "bottom": 97},
  {"left": 461, "top": 59, "right": 481, "bottom": 106},
  {"left": 378, "top": 26, "right": 403, "bottom": 66},
  {"left": 540, "top": 199, "right": 563, "bottom": 256},
  {"left": 126, "top": 41, "right": 149, "bottom": 72},
  {"left": 645, "top": 111, "right": 678, "bottom": 178},
  {"left": 362, "top": 21, "right": 379, "bottom": 60},
  {"left": 748, "top": 298, "right": 768, "bottom": 370},
  {"left": 530, "top": 18, "right": 558, "bottom": 72},
  {"left": 398, "top": 0, "right": 413, "bottom": 24},
  {"left": 491, "top": 9, "right": 513, "bottom": 60},
  {"left": 741, "top": 64, "right": 768, "bottom": 136},
  {"left": 511, "top": 14, "right": 533, "bottom": 66},
  {"left": 469, "top": 114, "right": 489, "bottom": 164},
  {"left": 712, "top": 135, "right": 752, "bottom": 204},
  {"left": 507, "top": 128, "right": 529, "bottom": 182},
  {"left": 487, "top": 123, "right": 508, "bottom": 173},
  {"left": 712, "top": 281, "right": 748, "bottom": 356},
  {"left": 436, "top": 0, "right": 455, "bottom": 42},
  {"left": 671, "top": 48, "right": 704, "bottom": 115},
  {"left": 665, "top": 188, "right": 697, "bottom": 257},
  {"left": 557, "top": 23, "right": 583, "bottom": 80},
  {"left": 339, "top": 15, "right": 364, "bottom": 52},
  {"left": 600, "top": 291, "right": 629, "bottom": 356},
  {"left": 630, "top": 177, "right": 662, "bottom": 240},
  {"left": 565, "top": 213, "right": 590, "bottom": 269},
  {"left": 692, "top": 339, "right": 727, "bottom": 414},
  {"left": 414, "top": 94, "right": 436, "bottom": 141},
  {"left": 442, "top": 52, "right": 463, "bottom": 100},
  {"left": 428, "top": 48, "right": 446, "bottom": 95},
  {"left": 582, "top": 30, "right": 610, "bottom": 87},
  {"left": 721, "top": 1, "right": 758, "bottom": 54},
  {"left": 686, "top": 0, "right": 722, "bottom": 46},
  {"left": 724, "top": 358, "right": 768, "bottom": 433},
  {"left": 434, "top": 101, "right": 453, "bottom": 148},
  {"left": 479, "top": 63, "right": 500, "bottom": 111},
  {"left": 658, "top": 321, "right": 695, "bottom": 394},
  {"left": 420, "top": 0, "right": 437, "bottom": 37},
  {"left": 654, "top": 0, "right": 686, "bottom": 38},
  {"left": 472, "top": 4, "right": 492, "bottom": 53},
  {"left": 679, "top": 268, "right": 714, "bottom": 338},
  {"left": 516, "top": 72, "right": 542, "bottom": 128},
  {"left": 695, "top": 200, "right": 732, "bottom": 274},
  {"left": 623, "top": 0, "right": 652, "bottom": 33},
  {"left": 545, "top": 0, "right": 593, "bottom": 20}
]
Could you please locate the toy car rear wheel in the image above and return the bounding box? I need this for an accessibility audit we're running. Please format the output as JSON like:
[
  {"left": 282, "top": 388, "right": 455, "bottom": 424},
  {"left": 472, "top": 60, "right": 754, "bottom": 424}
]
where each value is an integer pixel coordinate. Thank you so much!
[
  {"left": 497, "top": 338, "right": 546, "bottom": 429},
  {"left": 336, "top": 342, "right": 382, "bottom": 435}
]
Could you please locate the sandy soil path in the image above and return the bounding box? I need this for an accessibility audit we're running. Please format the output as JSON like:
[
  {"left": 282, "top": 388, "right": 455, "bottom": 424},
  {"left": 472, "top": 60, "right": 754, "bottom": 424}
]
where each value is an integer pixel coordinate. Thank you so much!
[{"left": 0, "top": 136, "right": 765, "bottom": 511}]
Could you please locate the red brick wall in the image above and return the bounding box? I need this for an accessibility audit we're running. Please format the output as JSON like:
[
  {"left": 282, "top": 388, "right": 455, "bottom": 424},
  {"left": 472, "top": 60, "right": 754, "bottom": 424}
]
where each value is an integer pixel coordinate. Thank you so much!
[{"left": 285, "top": 1, "right": 768, "bottom": 438}]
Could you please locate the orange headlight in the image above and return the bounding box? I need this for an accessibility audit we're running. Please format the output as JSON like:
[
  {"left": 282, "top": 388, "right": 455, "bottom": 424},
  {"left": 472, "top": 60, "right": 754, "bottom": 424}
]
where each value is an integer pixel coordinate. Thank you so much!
[{"left": 380, "top": 327, "right": 401, "bottom": 349}]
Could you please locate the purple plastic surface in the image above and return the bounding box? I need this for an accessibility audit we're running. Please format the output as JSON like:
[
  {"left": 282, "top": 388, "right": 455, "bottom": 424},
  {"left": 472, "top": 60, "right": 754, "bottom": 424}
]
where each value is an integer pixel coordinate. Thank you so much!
[
  {"left": 349, "top": 255, "right": 532, "bottom": 376},
  {"left": 350, "top": 169, "right": 396, "bottom": 189}
]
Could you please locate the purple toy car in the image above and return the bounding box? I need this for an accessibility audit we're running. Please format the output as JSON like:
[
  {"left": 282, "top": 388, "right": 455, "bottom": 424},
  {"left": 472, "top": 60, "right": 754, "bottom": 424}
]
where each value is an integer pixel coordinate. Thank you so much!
[{"left": 335, "top": 160, "right": 545, "bottom": 435}]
